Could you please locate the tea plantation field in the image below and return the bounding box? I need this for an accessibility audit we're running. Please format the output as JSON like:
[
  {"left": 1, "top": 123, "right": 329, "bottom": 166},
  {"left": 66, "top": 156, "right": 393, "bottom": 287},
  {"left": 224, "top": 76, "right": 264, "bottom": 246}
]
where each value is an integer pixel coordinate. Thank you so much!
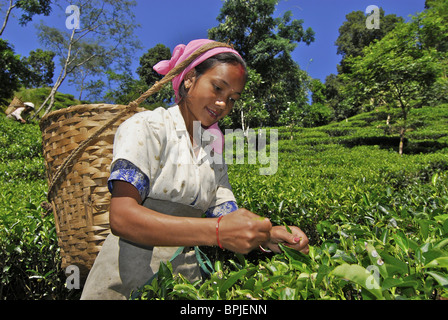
[{"left": 1, "top": 104, "right": 447, "bottom": 300}]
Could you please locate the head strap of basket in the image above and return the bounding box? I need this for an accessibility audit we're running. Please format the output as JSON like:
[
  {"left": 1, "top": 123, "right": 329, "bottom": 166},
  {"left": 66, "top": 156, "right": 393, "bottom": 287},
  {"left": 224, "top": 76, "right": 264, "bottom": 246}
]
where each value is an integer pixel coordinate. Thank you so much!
[
  {"left": 46, "top": 41, "right": 233, "bottom": 197},
  {"left": 39, "top": 41, "right": 235, "bottom": 277}
]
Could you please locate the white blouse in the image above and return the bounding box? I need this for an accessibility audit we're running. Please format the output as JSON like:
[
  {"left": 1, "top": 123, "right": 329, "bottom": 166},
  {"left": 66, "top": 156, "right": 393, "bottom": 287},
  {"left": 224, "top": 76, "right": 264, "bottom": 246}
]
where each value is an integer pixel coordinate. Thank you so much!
[{"left": 109, "top": 105, "right": 237, "bottom": 216}]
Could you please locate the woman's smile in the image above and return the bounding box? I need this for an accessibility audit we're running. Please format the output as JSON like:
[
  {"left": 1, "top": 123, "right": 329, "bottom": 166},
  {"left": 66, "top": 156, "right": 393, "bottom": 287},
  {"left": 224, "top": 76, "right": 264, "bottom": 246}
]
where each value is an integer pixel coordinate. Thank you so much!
[
  {"left": 205, "top": 107, "right": 220, "bottom": 120},
  {"left": 180, "top": 63, "right": 246, "bottom": 132}
]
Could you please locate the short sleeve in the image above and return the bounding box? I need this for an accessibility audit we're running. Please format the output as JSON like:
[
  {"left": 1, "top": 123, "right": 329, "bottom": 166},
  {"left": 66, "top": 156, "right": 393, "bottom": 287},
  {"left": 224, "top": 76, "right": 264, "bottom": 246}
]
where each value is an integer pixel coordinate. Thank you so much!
[
  {"left": 111, "top": 111, "right": 163, "bottom": 187},
  {"left": 205, "top": 153, "right": 238, "bottom": 217},
  {"left": 205, "top": 201, "right": 238, "bottom": 218},
  {"left": 207, "top": 162, "right": 237, "bottom": 210},
  {"left": 108, "top": 159, "right": 150, "bottom": 202}
]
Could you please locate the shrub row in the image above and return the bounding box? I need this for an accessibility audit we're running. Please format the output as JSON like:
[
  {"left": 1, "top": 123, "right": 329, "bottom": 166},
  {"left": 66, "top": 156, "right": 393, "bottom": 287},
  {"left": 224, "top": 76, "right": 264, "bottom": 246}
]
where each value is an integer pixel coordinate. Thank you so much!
[
  {"left": 0, "top": 116, "right": 75, "bottom": 299},
  {"left": 0, "top": 103, "right": 447, "bottom": 300}
]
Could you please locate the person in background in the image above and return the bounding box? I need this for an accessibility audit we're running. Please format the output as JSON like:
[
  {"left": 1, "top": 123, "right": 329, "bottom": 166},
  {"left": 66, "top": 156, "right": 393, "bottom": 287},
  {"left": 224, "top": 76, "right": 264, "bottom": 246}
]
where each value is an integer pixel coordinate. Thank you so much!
[{"left": 7, "top": 102, "right": 35, "bottom": 123}]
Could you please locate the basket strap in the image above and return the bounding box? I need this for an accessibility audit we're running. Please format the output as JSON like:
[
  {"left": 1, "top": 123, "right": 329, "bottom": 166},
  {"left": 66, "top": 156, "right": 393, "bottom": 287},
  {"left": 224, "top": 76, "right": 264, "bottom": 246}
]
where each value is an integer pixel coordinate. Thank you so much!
[{"left": 47, "top": 41, "right": 234, "bottom": 198}]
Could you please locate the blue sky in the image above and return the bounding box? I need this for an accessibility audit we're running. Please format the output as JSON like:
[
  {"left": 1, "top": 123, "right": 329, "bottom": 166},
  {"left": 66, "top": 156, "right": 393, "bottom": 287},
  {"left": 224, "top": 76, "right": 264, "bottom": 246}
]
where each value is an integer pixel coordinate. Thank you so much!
[{"left": 2, "top": 0, "right": 427, "bottom": 97}]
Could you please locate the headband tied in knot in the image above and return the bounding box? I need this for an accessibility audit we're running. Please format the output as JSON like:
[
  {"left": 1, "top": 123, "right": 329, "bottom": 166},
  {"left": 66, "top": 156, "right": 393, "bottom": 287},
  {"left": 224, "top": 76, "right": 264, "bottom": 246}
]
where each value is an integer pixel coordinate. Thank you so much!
[
  {"left": 153, "top": 44, "right": 186, "bottom": 76},
  {"left": 153, "top": 39, "right": 242, "bottom": 103}
]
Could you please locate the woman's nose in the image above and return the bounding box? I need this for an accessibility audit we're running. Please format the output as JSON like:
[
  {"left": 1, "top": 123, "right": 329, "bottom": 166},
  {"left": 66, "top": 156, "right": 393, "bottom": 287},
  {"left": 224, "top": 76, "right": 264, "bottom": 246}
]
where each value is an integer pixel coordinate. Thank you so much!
[{"left": 215, "top": 99, "right": 226, "bottom": 109}]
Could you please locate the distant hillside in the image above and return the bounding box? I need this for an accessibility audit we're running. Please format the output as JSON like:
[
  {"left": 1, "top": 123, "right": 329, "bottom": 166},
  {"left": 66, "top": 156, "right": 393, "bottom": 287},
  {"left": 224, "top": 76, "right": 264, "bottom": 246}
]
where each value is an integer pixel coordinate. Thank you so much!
[
  {"left": 276, "top": 104, "right": 448, "bottom": 155},
  {"left": 3, "top": 87, "right": 447, "bottom": 157},
  {"left": 1, "top": 87, "right": 85, "bottom": 117}
]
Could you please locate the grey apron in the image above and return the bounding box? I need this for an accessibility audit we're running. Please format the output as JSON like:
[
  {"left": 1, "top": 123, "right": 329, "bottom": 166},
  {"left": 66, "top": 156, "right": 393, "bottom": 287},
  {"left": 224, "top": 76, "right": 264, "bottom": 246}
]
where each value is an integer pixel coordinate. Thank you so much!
[{"left": 80, "top": 198, "right": 205, "bottom": 300}]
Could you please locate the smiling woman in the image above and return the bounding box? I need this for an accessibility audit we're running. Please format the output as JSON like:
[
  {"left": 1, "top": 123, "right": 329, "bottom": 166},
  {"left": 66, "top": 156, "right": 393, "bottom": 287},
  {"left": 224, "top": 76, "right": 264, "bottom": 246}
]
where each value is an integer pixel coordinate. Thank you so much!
[
  {"left": 80, "top": 39, "right": 309, "bottom": 300},
  {"left": 180, "top": 59, "right": 247, "bottom": 130}
]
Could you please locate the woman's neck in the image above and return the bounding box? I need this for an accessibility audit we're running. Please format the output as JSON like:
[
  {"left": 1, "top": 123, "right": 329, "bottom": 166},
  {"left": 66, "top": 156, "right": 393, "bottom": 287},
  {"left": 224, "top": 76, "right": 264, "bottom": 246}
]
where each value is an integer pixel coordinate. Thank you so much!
[{"left": 178, "top": 100, "right": 196, "bottom": 144}]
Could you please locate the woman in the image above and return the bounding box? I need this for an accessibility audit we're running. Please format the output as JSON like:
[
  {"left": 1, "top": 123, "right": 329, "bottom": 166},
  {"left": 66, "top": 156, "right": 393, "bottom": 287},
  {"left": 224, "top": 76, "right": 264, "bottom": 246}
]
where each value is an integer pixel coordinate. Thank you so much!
[
  {"left": 6, "top": 102, "right": 34, "bottom": 123},
  {"left": 81, "top": 39, "right": 309, "bottom": 300}
]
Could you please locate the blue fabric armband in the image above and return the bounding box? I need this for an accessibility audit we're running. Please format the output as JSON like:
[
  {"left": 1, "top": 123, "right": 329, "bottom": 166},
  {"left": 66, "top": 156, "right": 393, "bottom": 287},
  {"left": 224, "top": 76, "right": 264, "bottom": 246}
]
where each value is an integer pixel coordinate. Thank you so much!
[
  {"left": 108, "top": 159, "right": 150, "bottom": 201},
  {"left": 205, "top": 201, "right": 238, "bottom": 218}
]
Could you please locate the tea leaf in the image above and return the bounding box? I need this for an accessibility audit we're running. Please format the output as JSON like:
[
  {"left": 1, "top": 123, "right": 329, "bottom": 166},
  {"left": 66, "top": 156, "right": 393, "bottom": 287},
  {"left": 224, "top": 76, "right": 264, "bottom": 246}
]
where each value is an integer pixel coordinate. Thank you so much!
[
  {"left": 331, "top": 264, "right": 384, "bottom": 300},
  {"left": 283, "top": 222, "right": 292, "bottom": 234},
  {"left": 425, "top": 271, "right": 448, "bottom": 287},
  {"left": 423, "top": 257, "right": 448, "bottom": 269},
  {"left": 279, "top": 243, "right": 312, "bottom": 266},
  {"left": 393, "top": 230, "right": 409, "bottom": 253},
  {"left": 219, "top": 269, "right": 248, "bottom": 297}
]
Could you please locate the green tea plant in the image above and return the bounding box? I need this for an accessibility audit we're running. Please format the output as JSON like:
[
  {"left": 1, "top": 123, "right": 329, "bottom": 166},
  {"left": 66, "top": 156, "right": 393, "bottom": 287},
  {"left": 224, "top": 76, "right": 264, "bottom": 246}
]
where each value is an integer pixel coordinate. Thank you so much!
[
  {"left": 134, "top": 169, "right": 447, "bottom": 300},
  {"left": 1, "top": 103, "right": 447, "bottom": 300},
  {"left": 136, "top": 105, "right": 448, "bottom": 300},
  {"left": 0, "top": 115, "right": 75, "bottom": 299}
]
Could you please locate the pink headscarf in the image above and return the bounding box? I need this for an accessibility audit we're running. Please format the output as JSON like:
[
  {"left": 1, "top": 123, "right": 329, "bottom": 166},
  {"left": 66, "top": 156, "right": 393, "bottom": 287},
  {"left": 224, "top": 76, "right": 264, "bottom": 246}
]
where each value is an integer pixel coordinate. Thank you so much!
[{"left": 154, "top": 39, "right": 243, "bottom": 154}]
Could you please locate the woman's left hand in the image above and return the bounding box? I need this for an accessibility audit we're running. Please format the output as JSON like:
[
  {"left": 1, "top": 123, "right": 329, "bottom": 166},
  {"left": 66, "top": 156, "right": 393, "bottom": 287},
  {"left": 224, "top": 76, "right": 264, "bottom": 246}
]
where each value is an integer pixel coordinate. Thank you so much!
[{"left": 262, "top": 226, "right": 309, "bottom": 254}]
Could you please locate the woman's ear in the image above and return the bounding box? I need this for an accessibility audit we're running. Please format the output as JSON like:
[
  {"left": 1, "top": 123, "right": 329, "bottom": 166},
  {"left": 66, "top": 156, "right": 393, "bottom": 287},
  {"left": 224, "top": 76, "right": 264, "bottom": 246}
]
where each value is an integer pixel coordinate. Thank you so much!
[{"left": 184, "top": 70, "right": 196, "bottom": 90}]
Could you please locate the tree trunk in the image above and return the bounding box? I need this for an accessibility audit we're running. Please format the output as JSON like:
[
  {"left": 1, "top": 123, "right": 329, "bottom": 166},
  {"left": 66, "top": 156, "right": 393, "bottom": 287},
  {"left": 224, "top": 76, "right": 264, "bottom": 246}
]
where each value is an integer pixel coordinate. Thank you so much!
[
  {"left": 399, "top": 129, "right": 405, "bottom": 156},
  {"left": 0, "top": 1, "right": 16, "bottom": 36},
  {"left": 398, "top": 105, "right": 408, "bottom": 156},
  {"left": 31, "top": 91, "right": 52, "bottom": 120},
  {"left": 31, "top": 28, "right": 76, "bottom": 119},
  {"left": 31, "top": 73, "right": 65, "bottom": 119},
  {"left": 241, "top": 110, "right": 245, "bottom": 133},
  {"left": 43, "top": 84, "right": 60, "bottom": 117}
]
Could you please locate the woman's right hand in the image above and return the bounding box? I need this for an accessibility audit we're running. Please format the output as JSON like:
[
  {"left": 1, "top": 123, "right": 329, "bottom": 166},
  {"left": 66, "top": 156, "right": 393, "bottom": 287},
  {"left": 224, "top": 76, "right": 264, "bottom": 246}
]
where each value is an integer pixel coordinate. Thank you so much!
[{"left": 217, "top": 209, "right": 272, "bottom": 254}]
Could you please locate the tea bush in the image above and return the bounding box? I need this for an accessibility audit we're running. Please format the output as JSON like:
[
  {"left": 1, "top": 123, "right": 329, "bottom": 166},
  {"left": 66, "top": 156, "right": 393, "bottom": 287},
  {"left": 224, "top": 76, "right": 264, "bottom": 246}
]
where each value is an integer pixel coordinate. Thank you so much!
[
  {"left": 137, "top": 105, "right": 448, "bottom": 300},
  {"left": 0, "top": 104, "right": 447, "bottom": 300},
  {"left": 0, "top": 181, "right": 66, "bottom": 299},
  {"left": 0, "top": 116, "right": 75, "bottom": 300}
]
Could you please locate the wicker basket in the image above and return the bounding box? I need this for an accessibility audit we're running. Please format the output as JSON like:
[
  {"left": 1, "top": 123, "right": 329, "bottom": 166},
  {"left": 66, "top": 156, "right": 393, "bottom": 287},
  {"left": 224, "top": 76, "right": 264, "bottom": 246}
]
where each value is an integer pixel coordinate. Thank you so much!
[
  {"left": 40, "top": 104, "right": 143, "bottom": 278},
  {"left": 39, "top": 42, "right": 234, "bottom": 281},
  {"left": 5, "top": 97, "right": 25, "bottom": 115}
]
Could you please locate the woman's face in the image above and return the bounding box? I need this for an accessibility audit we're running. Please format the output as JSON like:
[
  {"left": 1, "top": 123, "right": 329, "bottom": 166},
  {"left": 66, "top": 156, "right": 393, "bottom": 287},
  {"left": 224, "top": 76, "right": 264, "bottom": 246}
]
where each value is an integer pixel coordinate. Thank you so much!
[{"left": 182, "top": 62, "right": 246, "bottom": 129}]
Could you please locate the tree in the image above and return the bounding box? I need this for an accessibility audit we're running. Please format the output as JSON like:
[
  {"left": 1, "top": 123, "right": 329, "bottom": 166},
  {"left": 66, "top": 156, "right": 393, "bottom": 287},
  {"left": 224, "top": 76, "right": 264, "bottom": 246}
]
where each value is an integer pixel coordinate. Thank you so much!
[
  {"left": 21, "top": 48, "right": 55, "bottom": 88},
  {"left": 302, "top": 103, "right": 333, "bottom": 128},
  {"left": 309, "top": 78, "right": 326, "bottom": 105},
  {"left": 79, "top": 79, "right": 105, "bottom": 103},
  {"left": 278, "top": 101, "right": 301, "bottom": 140},
  {"left": 0, "top": 39, "right": 27, "bottom": 104},
  {"left": 418, "top": 0, "right": 448, "bottom": 106},
  {"left": 104, "top": 70, "right": 147, "bottom": 106},
  {"left": 0, "top": 0, "right": 52, "bottom": 36},
  {"left": 335, "top": 8, "right": 403, "bottom": 74},
  {"left": 323, "top": 74, "right": 347, "bottom": 121},
  {"left": 208, "top": 0, "right": 314, "bottom": 127},
  {"left": 32, "top": 0, "right": 140, "bottom": 118},
  {"left": 137, "top": 44, "right": 171, "bottom": 87},
  {"left": 326, "top": 8, "right": 405, "bottom": 119},
  {"left": 136, "top": 43, "right": 173, "bottom": 106},
  {"left": 67, "top": 47, "right": 110, "bottom": 101},
  {"left": 222, "top": 67, "right": 269, "bottom": 132},
  {"left": 104, "top": 43, "right": 174, "bottom": 109},
  {"left": 343, "top": 14, "right": 443, "bottom": 155}
]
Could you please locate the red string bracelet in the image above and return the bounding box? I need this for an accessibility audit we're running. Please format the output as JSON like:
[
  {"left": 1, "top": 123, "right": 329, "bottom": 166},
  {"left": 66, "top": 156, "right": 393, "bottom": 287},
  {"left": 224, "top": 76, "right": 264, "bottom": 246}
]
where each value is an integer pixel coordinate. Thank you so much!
[{"left": 216, "top": 216, "right": 224, "bottom": 249}]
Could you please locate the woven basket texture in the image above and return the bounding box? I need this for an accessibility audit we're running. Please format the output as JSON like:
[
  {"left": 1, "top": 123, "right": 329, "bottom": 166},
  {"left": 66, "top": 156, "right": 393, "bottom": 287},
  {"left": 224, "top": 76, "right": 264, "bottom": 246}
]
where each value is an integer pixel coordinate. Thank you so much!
[
  {"left": 5, "top": 97, "right": 25, "bottom": 114},
  {"left": 40, "top": 104, "right": 143, "bottom": 278}
]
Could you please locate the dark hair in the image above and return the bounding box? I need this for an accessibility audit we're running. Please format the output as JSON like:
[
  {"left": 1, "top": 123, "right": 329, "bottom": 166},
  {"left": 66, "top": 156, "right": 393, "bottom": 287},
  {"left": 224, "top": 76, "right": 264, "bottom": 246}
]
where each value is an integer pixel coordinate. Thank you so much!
[{"left": 178, "top": 52, "right": 248, "bottom": 101}]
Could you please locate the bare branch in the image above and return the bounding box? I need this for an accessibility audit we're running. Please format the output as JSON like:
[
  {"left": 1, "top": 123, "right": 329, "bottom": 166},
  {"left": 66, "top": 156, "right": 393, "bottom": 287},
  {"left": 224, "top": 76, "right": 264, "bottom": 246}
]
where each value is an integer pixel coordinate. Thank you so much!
[{"left": 0, "top": 0, "right": 17, "bottom": 36}]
